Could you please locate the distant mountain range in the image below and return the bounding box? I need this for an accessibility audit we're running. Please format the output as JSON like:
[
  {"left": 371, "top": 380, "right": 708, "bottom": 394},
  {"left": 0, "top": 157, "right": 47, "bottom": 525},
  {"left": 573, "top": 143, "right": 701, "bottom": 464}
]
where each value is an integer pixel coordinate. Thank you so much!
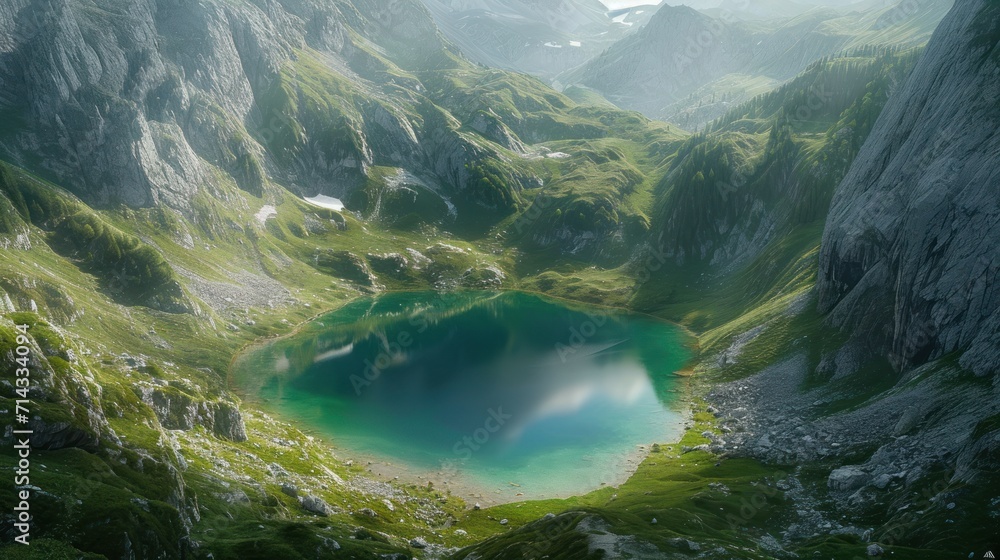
[
  {"left": 560, "top": 0, "right": 952, "bottom": 128},
  {"left": 417, "top": 0, "right": 658, "bottom": 79}
]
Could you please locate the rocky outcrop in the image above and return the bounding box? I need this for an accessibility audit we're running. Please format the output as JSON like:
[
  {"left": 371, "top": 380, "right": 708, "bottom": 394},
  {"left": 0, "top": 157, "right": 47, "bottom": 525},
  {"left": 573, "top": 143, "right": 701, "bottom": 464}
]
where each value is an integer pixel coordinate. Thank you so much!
[
  {"left": 0, "top": 318, "right": 195, "bottom": 557},
  {"left": 367, "top": 252, "right": 410, "bottom": 277},
  {"left": 469, "top": 109, "right": 526, "bottom": 153},
  {"left": 300, "top": 494, "right": 335, "bottom": 516},
  {"left": 817, "top": 0, "right": 1000, "bottom": 377},
  {"left": 828, "top": 466, "right": 869, "bottom": 492},
  {"left": 313, "top": 249, "right": 380, "bottom": 289},
  {"left": 135, "top": 384, "right": 248, "bottom": 442},
  {"left": 0, "top": 320, "right": 107, "bottom": 452},
  {"left": 212, "top": 401, "right": 248, "bottom": 442}
]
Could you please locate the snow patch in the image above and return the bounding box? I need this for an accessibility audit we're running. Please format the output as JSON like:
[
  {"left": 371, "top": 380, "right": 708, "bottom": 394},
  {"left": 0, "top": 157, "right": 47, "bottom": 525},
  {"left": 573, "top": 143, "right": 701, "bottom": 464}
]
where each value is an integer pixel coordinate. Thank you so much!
[
  {"left": 303, "top": 195, "right": 345, "bottom": 212},
  {"left": 611, "top": 13, "right": 633, "bottom": 25}
]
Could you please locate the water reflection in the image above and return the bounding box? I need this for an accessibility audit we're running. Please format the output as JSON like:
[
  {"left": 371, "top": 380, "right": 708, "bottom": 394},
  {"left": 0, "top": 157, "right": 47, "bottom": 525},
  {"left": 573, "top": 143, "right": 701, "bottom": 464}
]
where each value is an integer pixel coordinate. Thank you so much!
[{"left": 233, "top": 291, "right": 691, "bottom": 498}]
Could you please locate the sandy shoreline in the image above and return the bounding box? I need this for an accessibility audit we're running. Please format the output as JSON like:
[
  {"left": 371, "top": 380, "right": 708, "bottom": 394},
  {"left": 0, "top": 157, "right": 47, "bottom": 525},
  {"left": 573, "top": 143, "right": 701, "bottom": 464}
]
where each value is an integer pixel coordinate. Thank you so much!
[{"left": 336, "top": 421, "right": 687, "bottom": 508}]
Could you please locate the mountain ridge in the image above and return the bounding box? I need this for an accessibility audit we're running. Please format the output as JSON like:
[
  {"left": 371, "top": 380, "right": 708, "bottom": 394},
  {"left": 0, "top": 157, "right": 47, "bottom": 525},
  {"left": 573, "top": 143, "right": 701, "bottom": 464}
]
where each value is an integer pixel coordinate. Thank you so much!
[{"left": 560, "top": 0, "right": 952, "bottom": 128}]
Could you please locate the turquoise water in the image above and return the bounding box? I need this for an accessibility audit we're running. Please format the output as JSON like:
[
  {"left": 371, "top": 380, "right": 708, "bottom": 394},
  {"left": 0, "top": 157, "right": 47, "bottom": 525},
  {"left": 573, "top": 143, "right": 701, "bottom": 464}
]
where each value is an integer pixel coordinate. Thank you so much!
[{"left": 231, "top": 291, "right": 691, "bottom": 500}]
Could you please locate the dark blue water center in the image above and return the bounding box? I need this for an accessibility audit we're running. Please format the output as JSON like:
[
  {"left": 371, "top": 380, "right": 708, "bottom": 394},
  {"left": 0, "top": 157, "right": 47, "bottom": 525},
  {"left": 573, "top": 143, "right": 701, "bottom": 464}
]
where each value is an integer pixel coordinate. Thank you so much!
[{"left": 231, "top": 291, "right": 691, "bottom": 499}]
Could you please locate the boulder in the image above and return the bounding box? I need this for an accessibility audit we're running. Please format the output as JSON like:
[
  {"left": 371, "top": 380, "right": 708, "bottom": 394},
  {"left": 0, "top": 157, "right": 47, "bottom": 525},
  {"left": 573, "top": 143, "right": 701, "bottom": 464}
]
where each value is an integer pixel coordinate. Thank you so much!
[
  {"left": 299, "top": 495, "right": 334, "bottom": 516},
  {"left": 280, "top": 483, "right": 298, "bottom": 498},
  {"left": 829, "top": 466, "right": 870, "bottom": 492},
  {"left": 668, "top": 538, "right": 700, "bottom": 551}
]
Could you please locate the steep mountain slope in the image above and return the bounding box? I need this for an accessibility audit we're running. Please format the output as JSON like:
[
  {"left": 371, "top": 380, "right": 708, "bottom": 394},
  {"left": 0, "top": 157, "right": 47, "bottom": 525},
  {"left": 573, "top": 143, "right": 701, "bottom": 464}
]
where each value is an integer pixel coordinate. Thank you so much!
[
  {"left": 561, "top": 0, "right": 951, "bottom": 128},
  {"left": 646, "top": 0, "right": 999, "bottom": 554},
  {"left": 0, "top": 0, "right": 545, "bottom": 217},
  {"left": 645, "top": 45, "right": 921, "bottom": 275},
  {"left": 818, "top": 0, "right": 1000, "bottom": 378}
]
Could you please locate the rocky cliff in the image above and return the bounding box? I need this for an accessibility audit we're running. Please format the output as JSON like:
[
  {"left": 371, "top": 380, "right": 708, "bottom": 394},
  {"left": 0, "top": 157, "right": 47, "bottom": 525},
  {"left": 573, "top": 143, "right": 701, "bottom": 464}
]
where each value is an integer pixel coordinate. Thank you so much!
[
  {"left": 695, "top": 2, "right": 1000, "bottom": 550},
  {"left": 818, "top": 0, "right": 1000, "bottom": 378},
  {"left": 0, "top": 0, "right": 536, "bottom": 217}
]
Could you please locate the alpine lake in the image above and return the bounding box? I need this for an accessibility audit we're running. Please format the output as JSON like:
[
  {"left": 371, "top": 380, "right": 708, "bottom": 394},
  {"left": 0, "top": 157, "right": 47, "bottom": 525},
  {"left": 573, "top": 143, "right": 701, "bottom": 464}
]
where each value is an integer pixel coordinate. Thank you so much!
[{"left": 230, "top": 291, "right": 692, "bottom": 503}]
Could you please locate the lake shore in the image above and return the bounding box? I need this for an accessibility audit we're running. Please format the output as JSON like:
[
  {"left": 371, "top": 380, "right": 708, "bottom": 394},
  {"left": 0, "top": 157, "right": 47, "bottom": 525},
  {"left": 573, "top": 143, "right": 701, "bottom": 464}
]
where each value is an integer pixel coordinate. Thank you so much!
[{"left": 340, "top": 408, "right": 690, "bottom": 507}]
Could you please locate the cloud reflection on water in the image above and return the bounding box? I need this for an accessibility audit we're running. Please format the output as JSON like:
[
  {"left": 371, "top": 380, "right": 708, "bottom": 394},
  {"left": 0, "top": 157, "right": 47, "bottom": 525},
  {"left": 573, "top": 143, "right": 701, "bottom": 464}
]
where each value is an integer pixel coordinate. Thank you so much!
[{"left": 235, "top": 291, "right": 690, "bottom": 498}]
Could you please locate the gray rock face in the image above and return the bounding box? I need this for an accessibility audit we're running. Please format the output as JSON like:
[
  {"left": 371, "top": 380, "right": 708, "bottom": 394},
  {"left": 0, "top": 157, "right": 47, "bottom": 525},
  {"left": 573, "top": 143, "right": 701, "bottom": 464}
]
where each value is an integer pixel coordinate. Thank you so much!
[
  {"left": 828, "top": 466, "right": 869, "bottom": 492},
  {"left": 818, "top": 0, "right": 1000, "bottom": 378},
  {"left": 299, "top": 494, "right": 334, "bottom": 516},
  {"left": 0, "top": 0, "right": 530, "bottom": 216},
  {"left": 136, "top": 384, "right": 248, "bottom": 442},
  {"left": 469, "top": 109, "right": 526, "bottom": 154},
  {"left": 0, "top": 0, "right": 238, "bottom": 208},
  {"left": 0, "top": 320, "right": 107, "bottom": 452},
  {"left": 212, "top": 401, "right": 248, "bottom": 442}
]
